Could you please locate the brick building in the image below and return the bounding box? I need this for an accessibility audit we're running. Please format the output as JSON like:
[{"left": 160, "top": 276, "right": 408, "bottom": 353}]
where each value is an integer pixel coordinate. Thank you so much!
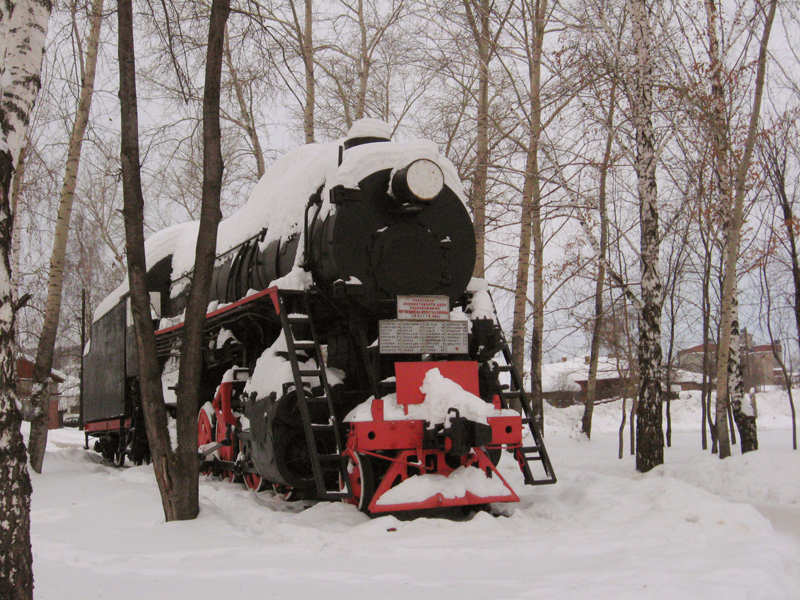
[
  {"left": 676, "top": 339, "right": 785, "bottom": 389},
  {"left": 17, "top": 357, "right": 66, "bottom": 429}
]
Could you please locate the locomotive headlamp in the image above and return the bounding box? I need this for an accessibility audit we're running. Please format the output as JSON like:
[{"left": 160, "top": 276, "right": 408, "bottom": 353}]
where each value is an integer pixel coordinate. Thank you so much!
[{"left": 391, "top": 159, "right": 444, "bottom": 207}]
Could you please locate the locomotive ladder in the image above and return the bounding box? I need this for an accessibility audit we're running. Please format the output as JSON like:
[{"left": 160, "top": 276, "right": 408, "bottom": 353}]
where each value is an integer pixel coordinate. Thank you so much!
[
  {"left": 490, "top": 317, "right": 557, "bottom": 486},
  {"left": 274, "top": 289, "right": 352, "bottom": 500}
]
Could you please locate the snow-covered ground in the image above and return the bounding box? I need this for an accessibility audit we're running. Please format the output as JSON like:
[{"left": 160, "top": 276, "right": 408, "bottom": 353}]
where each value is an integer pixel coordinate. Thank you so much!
[{"left": 29, "top": 390, "right": 800, "bottom": 599}]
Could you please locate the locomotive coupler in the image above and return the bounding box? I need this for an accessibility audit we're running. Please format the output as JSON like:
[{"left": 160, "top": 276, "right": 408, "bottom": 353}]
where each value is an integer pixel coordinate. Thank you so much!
[{"left": 424, "top": 408, "right": 493, "bottom": 457}]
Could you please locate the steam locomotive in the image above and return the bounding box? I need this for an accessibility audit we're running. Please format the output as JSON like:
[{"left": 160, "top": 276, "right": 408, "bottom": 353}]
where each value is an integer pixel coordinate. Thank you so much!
[{"left": 82, "top": 119, "right": 555, "bottom": 515}]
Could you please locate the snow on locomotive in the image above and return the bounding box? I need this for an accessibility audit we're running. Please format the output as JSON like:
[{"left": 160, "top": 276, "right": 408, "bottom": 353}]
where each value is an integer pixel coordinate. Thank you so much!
[{"left": 82, "top": 119, "right": 556, "bottom": 515}]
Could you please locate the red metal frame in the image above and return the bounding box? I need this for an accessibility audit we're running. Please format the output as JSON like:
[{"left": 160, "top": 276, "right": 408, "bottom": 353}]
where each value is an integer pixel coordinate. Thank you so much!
[
  {"left": 349, "top": 419, "right": 424, "bottom": 452},
  {"left": 85, "top": 418, "right": 132, "bottom": 433},
  {"left": 213, "top": 380, "right": 238, "bottom": 427},
  {"left": 155, "top": 286, "right": 280, "bottom": 336},
  {"left": 345, "top": 358, "right": 526, "bottom": 513},
  {"left": 366, "top": 447, "right": 519, "bottom": 514},
  {"left": 395, "top": 361, "right": 480, "bottom": 405}
]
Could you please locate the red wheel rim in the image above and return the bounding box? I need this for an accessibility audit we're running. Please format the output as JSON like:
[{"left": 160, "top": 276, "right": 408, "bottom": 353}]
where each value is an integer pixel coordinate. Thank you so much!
[
  {"left": 198, "top": 408, "right": 214, "bottom": 446},
  {"left": 244, "top": 472, "right": 267, "bottom": 492},
  {"left": 216, "top": 417, "right": 237, "bottom": 482},
  {"left": 272, "top": 483, "right": 296, "bottom": 501},
  {"left": 198, "top": 408, "right": 215, "bottom": 475},
  {"left": 342, "top": 450, "right": 372, "bottom": 511},
  {"left": 342, "top": 453, "right": 361, "bottom": 506}
]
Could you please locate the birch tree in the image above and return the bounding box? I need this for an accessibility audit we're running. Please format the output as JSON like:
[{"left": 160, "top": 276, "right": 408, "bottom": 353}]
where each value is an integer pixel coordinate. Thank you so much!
[
  {"left": 708, "top": 0, "right": 776, "bottom": 458},
  {"left": 0, "top": 1, "right": 52, "bottom": 596},
  {"left": 27, "top": 0, "right": 103, "bottom": 474},
  {"left": 628, "top": 0, "right": 663, "bottom": 472},
  {"left": 506, "top": 0, "right": 551, "bottom": 421}
]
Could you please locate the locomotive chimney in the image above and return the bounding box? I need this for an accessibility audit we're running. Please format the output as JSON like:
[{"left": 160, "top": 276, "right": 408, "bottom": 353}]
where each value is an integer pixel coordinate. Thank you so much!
[{"left": 343, "top": 118, "right": 392, "bottom": 149}]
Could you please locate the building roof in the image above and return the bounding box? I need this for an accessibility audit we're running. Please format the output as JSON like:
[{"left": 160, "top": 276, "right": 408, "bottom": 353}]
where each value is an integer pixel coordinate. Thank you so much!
[
  {"left": 16, "top": 357, "right": 66, "bottom": 383},
  {"left": 542, "top": 357, "right": 632, "bottom": 393},
  {"left": 679, "top": 342, "right": 780, "bottom": 355}
]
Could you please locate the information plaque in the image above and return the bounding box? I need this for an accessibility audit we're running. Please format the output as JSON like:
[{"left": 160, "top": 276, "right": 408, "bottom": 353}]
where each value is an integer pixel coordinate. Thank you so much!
[
  {"left": 379, "top": 320, "right": 469, "bottom": 354},
  {"left": 397, "top": 295, "right": 450, "bottom": 321}
]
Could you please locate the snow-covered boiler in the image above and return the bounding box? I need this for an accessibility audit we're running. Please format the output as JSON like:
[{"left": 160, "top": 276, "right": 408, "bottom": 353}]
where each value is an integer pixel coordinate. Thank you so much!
[{"left": 82, "top": 119, "right": 556, "bottom": 515}]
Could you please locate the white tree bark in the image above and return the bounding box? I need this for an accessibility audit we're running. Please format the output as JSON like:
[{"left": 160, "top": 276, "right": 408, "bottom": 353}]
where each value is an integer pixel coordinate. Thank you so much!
[
  {"left": 0, "top": 1, "right": 52, "bottom": 597},
  {"left": 28, "top": 0, "right": 103, "bottom": 474},
  {"left": 628, "top": 0, "right": 664, "bottom": 472},
  {"left": 710, "top": 0, "right": 776, "bottom": 458}
]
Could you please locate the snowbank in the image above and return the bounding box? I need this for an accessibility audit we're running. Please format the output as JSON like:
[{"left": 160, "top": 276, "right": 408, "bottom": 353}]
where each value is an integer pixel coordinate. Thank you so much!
[
  {"left": 545, "top": 388, "right": 797, "bottom": 436},
  {"left": 29, "top": 414, "right": 800, "bottom": 600}
]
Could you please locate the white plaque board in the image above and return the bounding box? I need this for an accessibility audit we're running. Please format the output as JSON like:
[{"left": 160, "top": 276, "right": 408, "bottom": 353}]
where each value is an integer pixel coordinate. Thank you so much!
[
  {"left": 397, "top": 295, "right": 450, "bottom": 321},
  {"left": 379, "top": 320, "right": 469, "bottom": 354}
]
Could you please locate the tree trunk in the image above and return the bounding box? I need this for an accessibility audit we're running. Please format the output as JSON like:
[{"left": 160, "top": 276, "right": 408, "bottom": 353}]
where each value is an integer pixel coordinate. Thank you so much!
[
  {"left": 618, "top": 396, "right": 627, "bottom": 459},
  {"left": 629, "top": 0, "right": 663, "bottom": 473},
  {"left": 762, "top": 124, "right": 799, "bottom": 451},
  {"left": 224, "top": 27, "right": 264, "bottom": 178},
  {"left": 10, "top": 141, "right": 27, "bottom": 299},
  {"left": 700, "top": 236, "right": 712, "bottom": 450},
  {"left": 303, "top": 0, "right": 314, "bottom": 143},
  {"left": 709, "top": 0, "right": 776, "bottom": 459},
  {"left": 355, "top": 0, "right": 369, "bottom": 120},
  {"left": 729, "top": 296, "right": 757, "bottom": 451},
  {"left": 118, "top": 0, "right": 179, "bottom": 520},
  {"left": 463, "top": 0, "right": 492, "bottom": 277},
  {"left": 172, "top": 0, "right": 231, "bottom": 521},
  {"left": 630, "top": 395, "right": 637, "bottom": 456},
  {"left": 0, "top": 1, "right": 53, "bottom": 597},
  {"left": 119, "top": 0, "right": 230, "bottom": 522},
  {"left": 28, "top": 0, "right": 103, "bottom": 474},
  {"left": 0, "top": 151, "right": 34, "bottom": 600},
  {"left": 582, "top": 80, "right": 615, "bottom": 440},
  {"left": 511, "top": 0, "right": 546, "bottom": 418}
]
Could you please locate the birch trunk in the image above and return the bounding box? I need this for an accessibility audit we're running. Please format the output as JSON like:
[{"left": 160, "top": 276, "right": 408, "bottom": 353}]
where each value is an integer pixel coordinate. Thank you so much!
[
  {"left": 710, "top": 0, "right": 776, "bottom": 459},
  {"left": 0, "top": 1, "right": 52, "bottom": 596},
  {"left": 28, "top": 0, "right": 103, "bottom": 474},
  {"left": 10, "top": 141, "right": 26, "bottom": 299},
  {"left": 629, "top": 0, "right": 663, "bottom": 472},
  {"left": 511, "top": 0, "right": 546, "bottom": 418},
  {"left": 730, "top": 296, "right": 758, "bottom": 451}
]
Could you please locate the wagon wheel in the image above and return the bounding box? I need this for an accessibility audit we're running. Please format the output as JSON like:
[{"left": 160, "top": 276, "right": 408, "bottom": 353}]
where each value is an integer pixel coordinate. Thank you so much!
[
  {"left": 272, "top": 483, "right": 297, "bottom": 501},
  {"left": 197, "top": 406, "right": 215, "bottom": 475},
  {"left": 216, "top": 418, "right": 239, "bottom": 483},
  {"left": 341, "top": 450, "right": 375, "bottom": 513},
  {"left": 113, "top": 432, "right": 126, "bottom": 468},
  {"left": 243, "top": 472, "right": 268, "bottom": 492}
]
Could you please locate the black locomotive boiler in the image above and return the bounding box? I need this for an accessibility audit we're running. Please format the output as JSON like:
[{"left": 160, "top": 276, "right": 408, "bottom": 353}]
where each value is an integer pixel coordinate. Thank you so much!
[{"left": 82, "top": 119, "right": 556, "bottom": 514}]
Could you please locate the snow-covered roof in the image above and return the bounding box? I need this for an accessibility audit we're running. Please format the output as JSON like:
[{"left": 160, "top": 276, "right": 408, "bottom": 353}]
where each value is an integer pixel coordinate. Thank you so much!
[
  {"left": 541, "top": 357, "right": 631, "bottom": 393},
  {"left": 93, "top": 120, "right": 465, "bottom": 323},
  {"left": 671, "top": 369, "right": 704, "bottom": 384}
]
